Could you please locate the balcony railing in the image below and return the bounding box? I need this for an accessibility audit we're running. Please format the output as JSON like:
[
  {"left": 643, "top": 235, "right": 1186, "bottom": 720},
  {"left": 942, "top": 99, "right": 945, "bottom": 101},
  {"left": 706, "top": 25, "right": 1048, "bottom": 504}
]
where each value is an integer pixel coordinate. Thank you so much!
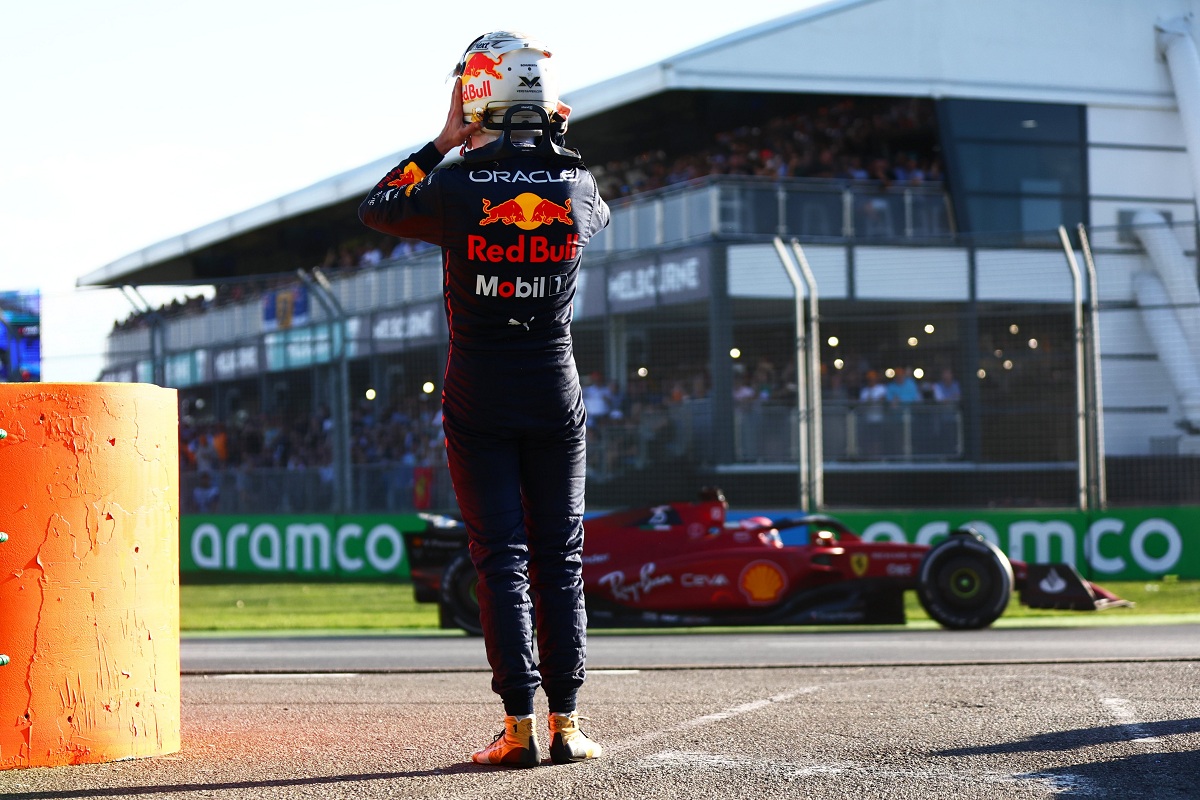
[
  {"left": 105, "top": 176, "right": 953, "bottom": 365},
  {"left": 590, "top": 176, "right": 953, "bottom": 253},
  {"left": 734, "top": 403, "right": 963, "bottom": 464},
  {"left": 182, "top": 463, "right": 457, "bottom": 515},
  {"left": 180, "top": 402, "right": 965, "bottom": 516}
]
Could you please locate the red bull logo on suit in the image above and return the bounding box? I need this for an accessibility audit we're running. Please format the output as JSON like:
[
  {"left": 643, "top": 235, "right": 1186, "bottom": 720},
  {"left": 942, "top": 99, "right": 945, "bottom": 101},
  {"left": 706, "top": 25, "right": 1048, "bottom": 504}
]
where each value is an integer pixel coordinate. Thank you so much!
[
  {"left": 470, "top": 193, "right": 578, "bottom": 265},
  {"left": 467, "top": 234, "right": 579, "bottom": 264},
  {"left": 478, "top": 193, "right": 573, "bottom": 230},
  {"left": 384, "top": 163, "right": 426, "bottom": 197}
]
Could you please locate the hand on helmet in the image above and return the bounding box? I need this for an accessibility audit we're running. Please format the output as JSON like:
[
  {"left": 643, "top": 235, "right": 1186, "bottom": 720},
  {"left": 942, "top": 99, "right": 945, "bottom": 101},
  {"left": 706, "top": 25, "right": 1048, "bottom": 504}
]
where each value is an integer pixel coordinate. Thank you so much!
[
  {"left": 555, "top": 101, "right": 572, "bottom": 135},
  {"left": 435, "top": 79, "right": 483, "bottom": 155}
]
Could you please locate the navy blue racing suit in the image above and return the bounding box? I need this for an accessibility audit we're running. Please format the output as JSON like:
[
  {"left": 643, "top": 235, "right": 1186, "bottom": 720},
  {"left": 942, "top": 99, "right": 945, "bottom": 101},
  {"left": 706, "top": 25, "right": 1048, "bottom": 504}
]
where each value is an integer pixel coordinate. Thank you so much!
[{"left": 359, "top": 139, "right": 610, "bottom": 714}]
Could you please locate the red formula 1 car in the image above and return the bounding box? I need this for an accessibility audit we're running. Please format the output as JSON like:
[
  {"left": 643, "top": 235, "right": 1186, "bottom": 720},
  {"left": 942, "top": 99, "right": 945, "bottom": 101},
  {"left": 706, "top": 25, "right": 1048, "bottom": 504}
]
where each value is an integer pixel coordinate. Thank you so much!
[{"left": 404, "top": 489, "right": 1130, "bottom": 635}]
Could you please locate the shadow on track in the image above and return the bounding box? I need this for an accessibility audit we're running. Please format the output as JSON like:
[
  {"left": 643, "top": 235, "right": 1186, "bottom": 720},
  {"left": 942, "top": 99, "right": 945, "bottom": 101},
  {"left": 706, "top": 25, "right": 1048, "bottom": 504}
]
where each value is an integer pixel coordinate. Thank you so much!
[
  {"left": 937, "top": 718, "right": 1200, "bottom": 799},
  {"left": 1021, "top": 751, "right": 1200, "bottom": 799},
  {"left": 935, "top": 717, "right": 1200, "bottom": 755},
  {"left": 0, "top": 761, "right": 498, "bottom": 800}
]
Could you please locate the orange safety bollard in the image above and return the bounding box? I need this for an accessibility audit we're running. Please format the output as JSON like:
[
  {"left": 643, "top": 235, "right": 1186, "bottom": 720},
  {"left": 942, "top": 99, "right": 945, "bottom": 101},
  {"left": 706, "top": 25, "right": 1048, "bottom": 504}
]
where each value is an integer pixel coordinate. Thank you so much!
[{"left": 0, "top": 383, "right": 180, "bottom": 770}]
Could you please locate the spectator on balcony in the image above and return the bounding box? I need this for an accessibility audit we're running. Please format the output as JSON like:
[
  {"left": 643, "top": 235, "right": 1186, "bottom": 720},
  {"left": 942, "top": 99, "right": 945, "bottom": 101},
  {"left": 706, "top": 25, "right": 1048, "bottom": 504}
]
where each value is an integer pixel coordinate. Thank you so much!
[
  {"left": 858, "top": 369, "right": 887, "bottom": 456},
  {"left": 933, "top": 367, "right": 962, "bottom": 404},
  {"left": 582, "top": 373, "right": 613, "bottom": 429},
  {"left": 886, "top": 366, "right": 923, "bottom": 405},
  {"left": 929, "top": 367, "right": 962, "bottom": 455},
  {"left": 823, "top": 369, "right": 850, "bottom": 406},
  {"left": 390, "top": 239, "right": 416, "bottom": 260},
  {"left": 189, "top": 427, "right": 221, "bottom": 472},
  {"left": 733, "top": 373, "right": 759, "bottom": 409},
  {"left": 359, "top": 240, "right": 384, "bottom": 267},
  {"left": 859, "top": 157, "right": 896, "bottom": 236},
  {"left": 843, "top": 155, "right": 868, "bottom": 181},
  {"left": 734, "top": 371, "right": 764, "bottom": 461},
  {"left": 191, "top": 471, "right": 220, "bottom": 513},
  {"left": 893, "top": 153, "right": 926, "bottom": 185}
]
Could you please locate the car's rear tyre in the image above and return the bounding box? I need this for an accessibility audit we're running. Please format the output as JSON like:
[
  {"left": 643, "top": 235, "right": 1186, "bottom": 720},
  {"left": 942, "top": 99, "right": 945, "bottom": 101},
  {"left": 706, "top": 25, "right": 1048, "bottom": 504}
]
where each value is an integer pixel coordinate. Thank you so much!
[
  {"left": 917, "top": 530, "right": 1013, "bottom": 630},
  {"left": 440, "top": 549, "right": 484, "bottom": 636}
]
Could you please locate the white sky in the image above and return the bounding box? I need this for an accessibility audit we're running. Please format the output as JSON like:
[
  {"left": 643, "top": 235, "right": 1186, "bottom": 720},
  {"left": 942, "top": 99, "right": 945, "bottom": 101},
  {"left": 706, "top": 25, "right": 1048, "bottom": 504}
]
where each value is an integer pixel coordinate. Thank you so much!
[{"left": 1, "top": 1, "right": 824, "bottom": 381}]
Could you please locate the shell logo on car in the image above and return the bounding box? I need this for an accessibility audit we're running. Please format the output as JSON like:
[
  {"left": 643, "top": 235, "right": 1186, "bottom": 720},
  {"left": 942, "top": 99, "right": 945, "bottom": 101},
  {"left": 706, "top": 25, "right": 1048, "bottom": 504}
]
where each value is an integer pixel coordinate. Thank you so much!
[{"left": 739, "top": 560, "right": 787, "bottom": 604}]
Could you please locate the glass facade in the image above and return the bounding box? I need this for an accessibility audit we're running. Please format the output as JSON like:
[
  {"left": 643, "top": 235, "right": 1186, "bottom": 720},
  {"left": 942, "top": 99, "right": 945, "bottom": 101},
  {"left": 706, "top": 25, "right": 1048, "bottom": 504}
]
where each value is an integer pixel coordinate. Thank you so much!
[{"left": 938, "top": 99, "right": 1088, "bottom": 240}]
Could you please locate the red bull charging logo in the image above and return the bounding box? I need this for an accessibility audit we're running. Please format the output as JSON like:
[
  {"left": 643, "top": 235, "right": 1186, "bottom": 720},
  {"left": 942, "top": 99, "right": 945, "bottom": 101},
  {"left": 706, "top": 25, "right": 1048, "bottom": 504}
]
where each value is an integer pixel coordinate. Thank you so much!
[
  {"left": 461, "top": 52, "right": 504, "bottom": 80},
  {"left": 479, "top": 193, "right": 573, "bottom": 230},
  {"left": 385, "top": 163, "right": 425, "bottom": 196}
]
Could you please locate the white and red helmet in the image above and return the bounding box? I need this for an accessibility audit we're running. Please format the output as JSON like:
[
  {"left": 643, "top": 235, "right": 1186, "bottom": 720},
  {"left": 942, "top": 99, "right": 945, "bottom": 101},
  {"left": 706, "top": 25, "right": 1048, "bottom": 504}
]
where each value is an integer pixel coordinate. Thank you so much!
[{"left": 453, "top": 31, "right": 561, "bottom": 144}]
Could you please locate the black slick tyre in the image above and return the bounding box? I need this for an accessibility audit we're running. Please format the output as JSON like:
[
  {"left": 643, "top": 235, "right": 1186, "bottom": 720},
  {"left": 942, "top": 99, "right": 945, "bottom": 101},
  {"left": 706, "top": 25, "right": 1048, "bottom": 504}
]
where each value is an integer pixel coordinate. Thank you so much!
[
  {"left": 440, "top": 549, "right": 484, "bottom": 636},
  {"left": 917, "top": 529, "right": 1013, "bottom": 630}
]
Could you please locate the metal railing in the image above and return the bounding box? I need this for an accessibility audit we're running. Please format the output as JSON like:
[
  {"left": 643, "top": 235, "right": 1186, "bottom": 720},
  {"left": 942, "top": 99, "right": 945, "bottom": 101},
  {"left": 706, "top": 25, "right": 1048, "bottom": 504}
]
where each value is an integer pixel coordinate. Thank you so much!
[
  {"left": 733, "top": 403, "right": 963, "bottom": 464},
  {"left": 591, "top": 176, "right": 953, "bottom": 253},
  {"left": 182, "top": 463, "right": 456, "bottom": 515},
  {"left": 104, "top": 176, "right": 952, "bottom": 362}
]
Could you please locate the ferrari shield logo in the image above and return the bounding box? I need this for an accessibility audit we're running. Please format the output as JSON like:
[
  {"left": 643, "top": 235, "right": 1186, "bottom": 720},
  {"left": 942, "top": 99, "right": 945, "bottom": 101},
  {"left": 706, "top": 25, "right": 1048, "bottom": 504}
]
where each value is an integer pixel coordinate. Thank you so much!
[{"left": 850, "top": 553, "right": 869, "bottom": 577}]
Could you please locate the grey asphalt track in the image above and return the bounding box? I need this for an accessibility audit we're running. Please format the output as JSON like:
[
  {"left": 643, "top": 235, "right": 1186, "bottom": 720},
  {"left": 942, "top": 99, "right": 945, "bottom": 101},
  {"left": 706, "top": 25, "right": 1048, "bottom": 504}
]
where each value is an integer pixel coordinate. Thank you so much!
[
  {"left": 178, "top": 623, "right": 1200, "bottom": 672},
  {"left": 2, "top": 624, "right": 1198, "bottom": 799}
]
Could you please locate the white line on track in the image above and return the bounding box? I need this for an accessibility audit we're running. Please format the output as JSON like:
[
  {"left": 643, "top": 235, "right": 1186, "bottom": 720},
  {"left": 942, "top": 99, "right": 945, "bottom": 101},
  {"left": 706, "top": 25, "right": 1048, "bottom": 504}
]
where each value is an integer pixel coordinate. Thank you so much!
[
  {"left": 636, "top": 750, "right": 1092, "bottom": 793},
  {"left": 611, "top": 689, "right": 817, "bottom": 754},
  {"left": 1101, "top": 697, "right": 1162, "bottom": 743},
  {"left": 211, "top": 673, "right": 361, "bottom": 679}
]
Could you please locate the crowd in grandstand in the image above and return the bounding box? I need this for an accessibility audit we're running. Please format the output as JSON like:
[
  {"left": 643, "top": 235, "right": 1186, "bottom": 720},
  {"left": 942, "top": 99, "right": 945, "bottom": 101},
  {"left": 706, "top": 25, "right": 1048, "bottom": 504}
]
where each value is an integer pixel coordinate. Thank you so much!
[
  {"left": 115, "top": 97, "right": 941, "bottom": 333},
  {"left": 181, "top": 394, "right": 450, "bottom": 512},
  {"left": 180, "top": 349, "right": 965, "bottom": 513},
  {"left": 183, "top": 397, "right": 442, "bottom": 471},
  {"left": 590, "top": 97, "right": 940, "bottom": 199}
]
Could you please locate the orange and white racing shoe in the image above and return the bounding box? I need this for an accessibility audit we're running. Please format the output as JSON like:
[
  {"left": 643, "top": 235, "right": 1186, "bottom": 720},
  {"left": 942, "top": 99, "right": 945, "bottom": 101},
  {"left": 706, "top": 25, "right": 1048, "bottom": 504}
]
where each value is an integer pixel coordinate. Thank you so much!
[
  {"left": 472, "top": 715, "right": 540, "bottom": 768},
  {"left": 548, "top": 711, "right": 603, "bottom": 764}
]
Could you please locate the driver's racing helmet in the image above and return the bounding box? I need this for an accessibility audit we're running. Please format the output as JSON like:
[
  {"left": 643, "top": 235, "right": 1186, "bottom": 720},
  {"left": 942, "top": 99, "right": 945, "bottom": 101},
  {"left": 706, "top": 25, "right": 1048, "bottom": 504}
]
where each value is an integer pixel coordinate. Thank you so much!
[{"left": 453, "top": 31, "right": 561, "bottom": 146}]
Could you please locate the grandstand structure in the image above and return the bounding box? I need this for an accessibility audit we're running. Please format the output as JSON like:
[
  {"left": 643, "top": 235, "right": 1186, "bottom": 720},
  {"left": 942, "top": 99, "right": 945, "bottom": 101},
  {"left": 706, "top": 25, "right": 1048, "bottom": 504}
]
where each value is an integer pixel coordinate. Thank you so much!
[{"left": 82, "top": 0, "right": 1200, "bottom": 515}]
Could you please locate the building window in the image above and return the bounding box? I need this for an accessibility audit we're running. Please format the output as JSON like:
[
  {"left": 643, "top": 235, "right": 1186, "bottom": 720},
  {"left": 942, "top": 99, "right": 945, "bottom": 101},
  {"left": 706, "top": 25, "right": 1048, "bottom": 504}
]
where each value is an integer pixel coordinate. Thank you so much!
[{"left": 938, "top": 99, "right": 1087, "bottom": 240}]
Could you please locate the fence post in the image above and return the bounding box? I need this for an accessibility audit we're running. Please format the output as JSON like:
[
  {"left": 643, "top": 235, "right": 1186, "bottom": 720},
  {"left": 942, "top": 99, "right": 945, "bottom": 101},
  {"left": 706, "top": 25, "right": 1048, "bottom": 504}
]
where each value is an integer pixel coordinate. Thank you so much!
[
  {"left": 1077, "top": 223, "right": 1107, "bottom": 510},
  {"left": 1058, "top": 225, "right": 1090, "bottom": 512},
  {"left": 772, "top": 237, "right": 823, "bottom": 511}
]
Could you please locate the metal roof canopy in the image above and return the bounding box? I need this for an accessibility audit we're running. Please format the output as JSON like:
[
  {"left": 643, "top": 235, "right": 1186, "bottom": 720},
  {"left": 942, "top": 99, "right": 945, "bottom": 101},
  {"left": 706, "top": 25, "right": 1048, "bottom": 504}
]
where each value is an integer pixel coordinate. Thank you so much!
[{"left": 78, "top": 0, "right": 1184, "bottom": 289}]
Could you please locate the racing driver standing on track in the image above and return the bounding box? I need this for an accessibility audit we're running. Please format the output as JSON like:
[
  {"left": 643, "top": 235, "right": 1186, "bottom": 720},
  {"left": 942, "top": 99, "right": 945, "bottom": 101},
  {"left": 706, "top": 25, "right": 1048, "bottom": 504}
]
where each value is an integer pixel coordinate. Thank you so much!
[{"left": 359, "top": 32, "right": 609, "bottom": 767}]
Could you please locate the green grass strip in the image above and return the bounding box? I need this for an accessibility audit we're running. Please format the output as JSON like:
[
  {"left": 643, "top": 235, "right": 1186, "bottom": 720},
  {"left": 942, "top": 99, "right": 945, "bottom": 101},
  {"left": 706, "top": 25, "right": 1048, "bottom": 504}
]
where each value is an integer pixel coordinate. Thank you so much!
[{"left": 181, "top": 578, "right": 1198, "bottom": 634}]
